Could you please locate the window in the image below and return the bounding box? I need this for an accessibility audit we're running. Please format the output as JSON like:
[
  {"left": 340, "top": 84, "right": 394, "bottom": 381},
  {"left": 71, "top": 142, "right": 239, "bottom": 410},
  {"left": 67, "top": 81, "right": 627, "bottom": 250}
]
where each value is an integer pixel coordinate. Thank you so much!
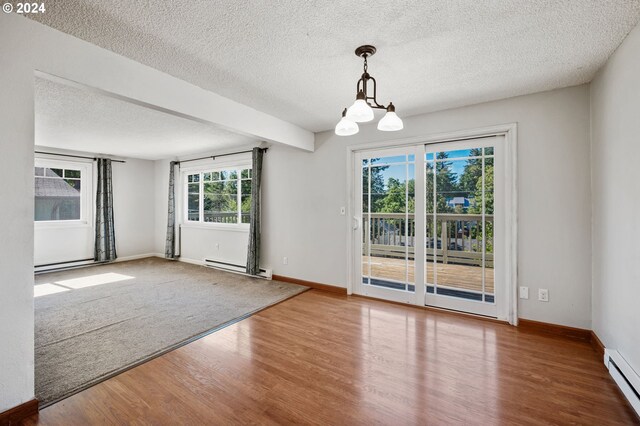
[
  {"left": 35, "top": 159, "right": 91, "bottom": 223},
  {"left": 185, "top": 167, "right": 252, "bottom": 225}
]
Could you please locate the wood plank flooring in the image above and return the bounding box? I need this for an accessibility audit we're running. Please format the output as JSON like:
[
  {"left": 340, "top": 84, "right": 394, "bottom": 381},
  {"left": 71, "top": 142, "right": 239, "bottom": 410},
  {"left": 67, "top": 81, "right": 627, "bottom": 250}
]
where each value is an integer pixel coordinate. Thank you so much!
[{"left": 23, "top": 290, "right": 638, "bottom": 425}]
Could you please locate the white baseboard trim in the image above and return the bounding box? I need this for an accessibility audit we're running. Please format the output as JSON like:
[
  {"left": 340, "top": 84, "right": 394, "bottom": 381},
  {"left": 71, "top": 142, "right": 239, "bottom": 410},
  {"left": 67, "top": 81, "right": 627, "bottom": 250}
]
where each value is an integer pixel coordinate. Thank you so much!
[
  {"left": 114, "top": 253, "right": 161, "bottom": 263},
  {"left": 177, "top": 256, "right": 205, "bottom": 266}
]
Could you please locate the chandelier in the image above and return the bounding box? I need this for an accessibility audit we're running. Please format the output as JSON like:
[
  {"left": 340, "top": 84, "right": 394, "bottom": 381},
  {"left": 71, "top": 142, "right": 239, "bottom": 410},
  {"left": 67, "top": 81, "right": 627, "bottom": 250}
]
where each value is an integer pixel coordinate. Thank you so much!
[{"left": 335, "top": 45, "right": 404, "bottom": 136}]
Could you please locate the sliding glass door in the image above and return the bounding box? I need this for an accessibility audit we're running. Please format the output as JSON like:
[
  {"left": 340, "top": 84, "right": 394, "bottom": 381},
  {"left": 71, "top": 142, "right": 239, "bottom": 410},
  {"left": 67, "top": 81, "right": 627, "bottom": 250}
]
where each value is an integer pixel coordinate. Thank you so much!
[
  {"left": 356, "top": 147, "right": 419, "bottom": 304},
  {"left": 354, "top": 137, "right": 507, "bottom": 318},
  {"left": 424, "top": 138, "right": 502, "bottom": 317}
]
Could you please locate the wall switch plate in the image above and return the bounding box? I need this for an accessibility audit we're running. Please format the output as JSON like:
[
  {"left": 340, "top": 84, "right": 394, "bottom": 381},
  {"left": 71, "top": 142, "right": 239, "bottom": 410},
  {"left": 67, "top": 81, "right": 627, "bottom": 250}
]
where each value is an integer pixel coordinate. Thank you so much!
[
  {"left": 340, "top": 206, "right": 346, "bottom": 215},
  {"left": 538, "top": 288, "right": 549, "bottom": 302},
  {"left": 519, "top": 286, "right": 529, "bottom": 299},
  {"left": 215, "top": 243, "right": 219, "bottom": 250},
  {"left": 283, "top": 257, "right": 288, "bottom": 265}
]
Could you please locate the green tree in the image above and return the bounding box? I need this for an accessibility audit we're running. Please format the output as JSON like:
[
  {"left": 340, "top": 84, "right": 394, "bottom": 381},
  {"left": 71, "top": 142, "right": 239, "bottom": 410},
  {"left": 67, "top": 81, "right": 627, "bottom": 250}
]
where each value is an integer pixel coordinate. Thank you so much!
[
  {"left": 468, "top": 159, "right": 493, "bottom": 215},
  {"left": 479, "top": 164, "right": 494, "bottom": 215},
  {"left": 467, "top": 162, "right": 494, "bottom": 252},
  {"left": 203, "top": 171, "right": 240, "bottom": 222},
  {"left": 374, "top": 176, "right": 415, "bottom": 242},
  {"left": 459, "top": 148, "right": 483, "bottom": 195},
  {"left": 362, "top": 159, "right": 389, "bottom": 212},
  {"left": 378, "top": 178, "right": 415, "bottom": 213},
  {"left": 426, "top": 152, "right": 459, "bottom": 213}
]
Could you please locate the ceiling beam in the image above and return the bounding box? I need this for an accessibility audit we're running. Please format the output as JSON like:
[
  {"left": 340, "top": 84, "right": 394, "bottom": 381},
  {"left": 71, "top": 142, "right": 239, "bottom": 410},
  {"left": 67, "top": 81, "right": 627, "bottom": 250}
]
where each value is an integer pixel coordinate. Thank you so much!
[{"left": 6, "top": 14, "right": 314, "bottom": 152}]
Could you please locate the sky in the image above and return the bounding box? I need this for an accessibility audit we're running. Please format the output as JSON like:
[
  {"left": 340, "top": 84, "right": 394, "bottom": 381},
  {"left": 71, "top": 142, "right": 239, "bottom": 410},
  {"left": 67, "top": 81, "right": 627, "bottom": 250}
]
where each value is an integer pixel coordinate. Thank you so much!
[{"left": 366, "top": 149, "right": 483, "bottom": 184}]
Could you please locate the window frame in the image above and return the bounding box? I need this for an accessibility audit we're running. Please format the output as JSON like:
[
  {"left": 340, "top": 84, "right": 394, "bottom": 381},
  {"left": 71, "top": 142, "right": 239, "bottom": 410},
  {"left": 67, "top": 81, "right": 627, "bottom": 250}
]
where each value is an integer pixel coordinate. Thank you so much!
[
  {"left": 181, "top": 160, "right": 252, "bottom": 230},
  {"left": 34, "top": 157, "right": 93, "bottom": 228}
]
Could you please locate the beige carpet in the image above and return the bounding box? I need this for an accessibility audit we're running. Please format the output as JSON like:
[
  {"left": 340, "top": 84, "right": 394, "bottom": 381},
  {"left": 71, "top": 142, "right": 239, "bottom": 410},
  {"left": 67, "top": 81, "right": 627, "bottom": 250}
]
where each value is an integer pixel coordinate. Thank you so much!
[{"left": 34, "top": 257, "right": 307, "bottom": 406}]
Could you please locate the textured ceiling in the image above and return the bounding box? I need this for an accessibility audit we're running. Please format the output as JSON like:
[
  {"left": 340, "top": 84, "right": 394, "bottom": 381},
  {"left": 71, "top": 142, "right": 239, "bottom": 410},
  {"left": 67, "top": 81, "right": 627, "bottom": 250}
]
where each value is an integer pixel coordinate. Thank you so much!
[
  {"left": 27, "top": 1, "right": 640, "bottom": 132},
  {"left": 35, "top": 77, "right": 257, "bottom": 160}
]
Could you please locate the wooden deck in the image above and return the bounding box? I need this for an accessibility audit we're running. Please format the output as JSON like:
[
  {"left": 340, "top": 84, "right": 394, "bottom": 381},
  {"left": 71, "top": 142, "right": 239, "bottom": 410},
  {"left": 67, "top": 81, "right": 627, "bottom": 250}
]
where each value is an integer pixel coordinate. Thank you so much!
[{"left": 363, "top": 256, "right": 494, "bottom": 294}]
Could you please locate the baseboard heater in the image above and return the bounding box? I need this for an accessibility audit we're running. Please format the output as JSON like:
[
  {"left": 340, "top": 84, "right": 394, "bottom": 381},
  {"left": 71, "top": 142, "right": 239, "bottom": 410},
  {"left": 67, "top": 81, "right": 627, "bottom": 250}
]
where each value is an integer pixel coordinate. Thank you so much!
[
  {"left": 605, "top": 349, "right": 640, "bottom": 416},
  {"left": 35, "top": 258, "right": 97, "bottom": 274},
  {"left": 204, "top": 258, "right": 272, "bottom": 279}
]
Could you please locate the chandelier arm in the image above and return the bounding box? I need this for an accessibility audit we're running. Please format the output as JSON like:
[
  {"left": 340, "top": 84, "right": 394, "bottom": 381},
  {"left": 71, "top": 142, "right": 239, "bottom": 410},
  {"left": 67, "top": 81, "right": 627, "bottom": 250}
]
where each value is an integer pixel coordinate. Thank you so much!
[{"left": 365, "top": 76, "right": 386, "bottom": 109}]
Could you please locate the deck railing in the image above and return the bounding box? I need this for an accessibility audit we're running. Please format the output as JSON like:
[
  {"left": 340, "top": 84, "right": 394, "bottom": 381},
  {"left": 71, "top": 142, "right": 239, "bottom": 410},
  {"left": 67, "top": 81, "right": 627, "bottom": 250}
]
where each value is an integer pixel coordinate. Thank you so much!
[
  {"left": 363, "top": 212, "right": 493, "bottom": 267},
  {"left": 187, "top": 211, "right": 249, "bottom": 223}
]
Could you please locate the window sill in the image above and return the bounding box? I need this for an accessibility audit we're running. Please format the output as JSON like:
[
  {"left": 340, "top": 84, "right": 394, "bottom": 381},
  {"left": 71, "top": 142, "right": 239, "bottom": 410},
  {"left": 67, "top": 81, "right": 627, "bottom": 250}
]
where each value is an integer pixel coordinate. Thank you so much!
[
  {"left": 35, "top": 220, "right": 92, "bottom": 230},
  {"left": 180, "top": 222, "right": 250, "bottom": 233}
]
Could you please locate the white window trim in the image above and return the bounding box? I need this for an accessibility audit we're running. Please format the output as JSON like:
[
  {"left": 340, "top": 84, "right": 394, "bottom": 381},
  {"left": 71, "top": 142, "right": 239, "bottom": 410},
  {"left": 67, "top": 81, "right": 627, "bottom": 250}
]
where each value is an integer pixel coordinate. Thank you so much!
[
  {"left": 180, "top": 162, "right": 252, "bottom": 230},
  {"left": 34, "top": 157, "right": 93, "bottom": 229}
]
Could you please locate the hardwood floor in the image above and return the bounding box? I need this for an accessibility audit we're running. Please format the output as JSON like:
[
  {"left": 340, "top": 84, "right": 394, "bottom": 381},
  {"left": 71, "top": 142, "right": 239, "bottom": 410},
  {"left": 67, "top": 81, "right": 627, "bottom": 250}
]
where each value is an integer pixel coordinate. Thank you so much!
[{"left": 23, "top": 290, "right": 638, "bottom": 425}]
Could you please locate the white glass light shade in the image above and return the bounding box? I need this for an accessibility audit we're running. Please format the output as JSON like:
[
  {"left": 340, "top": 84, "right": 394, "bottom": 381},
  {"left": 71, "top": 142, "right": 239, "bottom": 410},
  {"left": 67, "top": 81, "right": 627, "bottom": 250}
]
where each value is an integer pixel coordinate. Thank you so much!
[
  {"left": 346, "top": 99, "right": 374, "bottom": 122},
  {"left": 335, "top": 117, "right": 359, "bottom": 136},
  {"left": 377, "top": 111, "right": 404, "bottom": 131}
]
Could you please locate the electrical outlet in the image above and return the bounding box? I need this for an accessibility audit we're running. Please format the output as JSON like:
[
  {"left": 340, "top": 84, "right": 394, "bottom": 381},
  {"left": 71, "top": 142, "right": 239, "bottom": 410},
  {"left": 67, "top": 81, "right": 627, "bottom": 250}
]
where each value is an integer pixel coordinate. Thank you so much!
[
  {"left": 340, "top": 206, "right": 346, "bottom": 215},
  {"left": 519, "top": 286, "right": 529, "bottom": 299},
  {"left": 538, "top": 288, "right": 549, "bottom": 302},
  {"left": 215, "top": 243, "right": 219, "bottom": 250},
  {"left": 283, "top": 256, "right": 288, "bottom": 265}
]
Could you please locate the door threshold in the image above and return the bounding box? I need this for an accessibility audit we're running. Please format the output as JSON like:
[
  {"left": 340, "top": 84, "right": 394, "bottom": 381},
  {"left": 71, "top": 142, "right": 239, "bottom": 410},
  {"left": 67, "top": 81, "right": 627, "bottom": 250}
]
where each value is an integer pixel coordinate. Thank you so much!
[
  {"left": 423, "top": 304, "right": 508, "bottom": 324},
  {"left": 350, "top": 293, "right": 509, "bottom": 325}
]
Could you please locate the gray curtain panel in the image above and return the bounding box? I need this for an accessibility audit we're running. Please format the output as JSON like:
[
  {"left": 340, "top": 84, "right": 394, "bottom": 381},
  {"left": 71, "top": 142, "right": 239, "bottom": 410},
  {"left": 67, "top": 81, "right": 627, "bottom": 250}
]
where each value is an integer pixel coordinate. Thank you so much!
[
  {"left": 165, "top": 161, "right": 179, "bottom": 259},
  {"left": 246, "top": 148, "right": 264, "bottom": 275},
  {"left": 95, "top": 158, "right": 117, "bottom": 262}
]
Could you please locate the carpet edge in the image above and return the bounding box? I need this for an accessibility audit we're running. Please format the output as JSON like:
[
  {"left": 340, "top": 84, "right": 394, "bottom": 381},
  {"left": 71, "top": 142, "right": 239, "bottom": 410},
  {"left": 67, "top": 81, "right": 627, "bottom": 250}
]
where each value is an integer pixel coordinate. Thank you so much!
[{"left": 39, "top": 285, "right": 308, "bottom": 408}]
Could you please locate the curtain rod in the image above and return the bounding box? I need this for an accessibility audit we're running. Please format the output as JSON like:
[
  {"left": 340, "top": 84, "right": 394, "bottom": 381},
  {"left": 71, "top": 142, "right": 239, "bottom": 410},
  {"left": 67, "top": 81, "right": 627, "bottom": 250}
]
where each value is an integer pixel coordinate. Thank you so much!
[
  {"left": 35, "top": 151, "right": 126, "bottom": 163},
  {"left": 177, "top": 148, "right": 267, "bottom": 165}
]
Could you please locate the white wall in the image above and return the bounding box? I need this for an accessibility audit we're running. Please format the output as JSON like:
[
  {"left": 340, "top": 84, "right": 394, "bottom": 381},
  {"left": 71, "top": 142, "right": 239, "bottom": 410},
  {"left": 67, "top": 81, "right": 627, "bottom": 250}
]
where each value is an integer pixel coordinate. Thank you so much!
[
  {"left": 0, "top": 39, "right": 35, "bottom": 414},
  {"left": 591, "top": 23, "right": 640, "bottom": 374},
  {"left": 110, "top": 158, "right": 157, "bottom": 258},
  {"left": 179, "top": 227, "right": 249, "bottom": 265},
  {"left": 262, "top": 85, "right": 592, "bottom": 329}
]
